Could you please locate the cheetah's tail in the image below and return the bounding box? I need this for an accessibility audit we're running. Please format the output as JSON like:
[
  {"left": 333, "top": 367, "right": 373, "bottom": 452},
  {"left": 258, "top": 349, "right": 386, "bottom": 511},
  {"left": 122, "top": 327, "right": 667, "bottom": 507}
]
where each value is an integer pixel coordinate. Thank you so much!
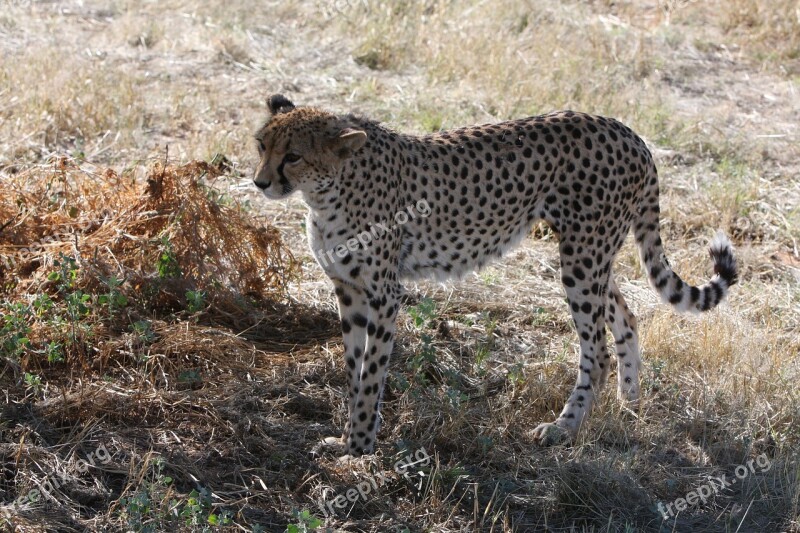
[{"left": 635, "top": 222, "right": 738, "bottom": 313}]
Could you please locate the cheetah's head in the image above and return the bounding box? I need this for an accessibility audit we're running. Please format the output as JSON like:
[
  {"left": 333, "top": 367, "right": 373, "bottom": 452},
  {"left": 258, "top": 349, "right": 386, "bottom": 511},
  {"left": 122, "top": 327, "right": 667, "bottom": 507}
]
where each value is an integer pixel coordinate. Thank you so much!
[{"left": 253, "top": 94, "right": 367, "bottom": 199}]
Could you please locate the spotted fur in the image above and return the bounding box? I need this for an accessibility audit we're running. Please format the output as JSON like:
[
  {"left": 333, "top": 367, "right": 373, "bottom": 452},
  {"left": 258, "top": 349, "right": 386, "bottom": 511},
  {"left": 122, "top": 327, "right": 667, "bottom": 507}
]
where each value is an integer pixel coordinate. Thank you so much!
[{"left": 253, "top": 95, "right": 738, "bottom": 455}]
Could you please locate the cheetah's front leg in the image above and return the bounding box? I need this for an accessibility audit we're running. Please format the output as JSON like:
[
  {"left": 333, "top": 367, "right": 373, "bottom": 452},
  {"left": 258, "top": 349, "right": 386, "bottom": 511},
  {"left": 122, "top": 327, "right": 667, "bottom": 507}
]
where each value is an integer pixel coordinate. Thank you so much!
[
  {"left": 326, "top": 279, "right": 398, "bottom": 457},
  {"left": 346, "top": 286, "right": 398, "bottom": 456},
  {"left": 319, "top": 280, "right": 370, "bottom": 456}
]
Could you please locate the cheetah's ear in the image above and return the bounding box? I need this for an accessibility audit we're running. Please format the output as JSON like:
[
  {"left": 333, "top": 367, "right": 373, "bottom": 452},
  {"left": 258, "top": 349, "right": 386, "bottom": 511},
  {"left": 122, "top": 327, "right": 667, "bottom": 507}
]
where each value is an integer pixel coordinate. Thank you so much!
[
  {"left": 267, "top": 94, "right": 295, "bottom": 115},
  {"left": 328, "top": 128, "right": 367, "bottom": 159}
]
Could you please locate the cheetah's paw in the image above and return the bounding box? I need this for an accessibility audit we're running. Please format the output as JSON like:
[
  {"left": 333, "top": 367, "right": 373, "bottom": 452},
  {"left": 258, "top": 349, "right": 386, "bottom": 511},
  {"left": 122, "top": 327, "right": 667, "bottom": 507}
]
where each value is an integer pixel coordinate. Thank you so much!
[
  {"left": 530, "top": 422, "right": 572, "bottom": 447},
  {"left": 310, "top": 436, "right": 346, "bottom": 458}
]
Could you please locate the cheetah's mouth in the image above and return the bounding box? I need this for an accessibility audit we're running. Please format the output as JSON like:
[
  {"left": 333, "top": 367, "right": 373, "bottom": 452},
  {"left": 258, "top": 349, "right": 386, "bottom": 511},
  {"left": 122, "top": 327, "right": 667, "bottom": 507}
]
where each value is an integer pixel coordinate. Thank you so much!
[{"left": 260, "top": 184, "right": 294, "bottom": 200}]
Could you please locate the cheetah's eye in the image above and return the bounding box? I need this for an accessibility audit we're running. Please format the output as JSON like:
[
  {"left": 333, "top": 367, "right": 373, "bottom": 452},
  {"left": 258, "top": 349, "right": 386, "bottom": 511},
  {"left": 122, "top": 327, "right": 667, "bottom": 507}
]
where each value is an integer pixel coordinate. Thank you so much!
[
  {"left": 257, "top": 140, "right": 266, "bottom": 152},
  {"left": 283, "top": 153, "right": 302, "bottom": 164}
]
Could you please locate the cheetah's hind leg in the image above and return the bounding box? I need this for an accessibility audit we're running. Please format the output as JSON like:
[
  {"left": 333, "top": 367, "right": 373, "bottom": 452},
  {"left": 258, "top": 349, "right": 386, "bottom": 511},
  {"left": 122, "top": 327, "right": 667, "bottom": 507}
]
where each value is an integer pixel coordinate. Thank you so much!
[
  {"left": 605, "top": 273, "right": 642, "bottom": 406},
  {"left": 531, "top": 237, "right": 613, "bottom": 446}
]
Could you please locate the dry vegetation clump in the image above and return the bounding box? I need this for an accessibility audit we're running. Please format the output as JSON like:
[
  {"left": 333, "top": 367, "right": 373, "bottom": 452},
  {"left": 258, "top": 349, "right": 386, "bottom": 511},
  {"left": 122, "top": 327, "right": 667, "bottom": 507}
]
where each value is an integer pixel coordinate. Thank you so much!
[
  {"left": 0, "top": 158, "right": 298, "bottom": 368},
  {"left": 0, "top": 158, "right": 295, "bottom": 342},
  {"left": 0, "top": 159, "right": 338, "bottom": 532}
]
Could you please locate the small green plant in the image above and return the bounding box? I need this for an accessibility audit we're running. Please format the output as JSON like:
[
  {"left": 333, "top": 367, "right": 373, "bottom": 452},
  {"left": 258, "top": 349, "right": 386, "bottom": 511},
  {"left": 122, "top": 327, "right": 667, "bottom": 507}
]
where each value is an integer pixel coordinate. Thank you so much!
[
  {"left": 43, "top": 340, "right": 64, "bottom": 363},
  {"left": 529, "top": 306, "right": 553, "bottom": 327},
  {"left": 644, "top": 359, "right": 668, "bottom": 393},
  {"left": 390, "top": 371, "right": 411, "bottom": 392},
  {"left": 48, "top": 254, "right": 80, "bottom": 290},
  {"left": 31, "top": 294, "right": 54, "bottom": 316},
  {"left": 202, "top": 184, "right": 234, "bottom": 207},
  {"left": 157, "top": 236, "right": 181, "bottom": 279},
  {"left": 62, "top": 289, "right": 92, "bottom": 349},
  {"left": 98, "top": 275, "right": 129, "bottom": 317},
  {"left": 483, "top": 315, "right": 498, "bottom": 337},
  {"left": 0, "top": 302, "right": 31, "bottom": 360},
  {"left": 478, "top": 270, "right": 500, "bottom": 285},
  {"left": 179, "top": 488, "right": 212, "bottom": 527},
  {"left": 408, "top": 297, "right": 436, "bottom": 328},
  {"left": 445, "top": 386, "right": 469, "bottom": 407},
  {"left": 24, "top": 372, "right": 42, "bottom": 395},
  {"left": 117, "top": 457, "right": 189, "bottom": 533},
  {"left": 408, "top": 332, "right": 437, "bottom": 386},
  {"left": 185, "top": 290, "right": 206, "bottom": 314},
  {"left": 178, "top": 369, "right": 202, "bottom": 387},
  {"left": 47, "top": 254, "right": 94, "bottom": 350},
  {"left": 436, "top": 464, "right": 468, "bottom": 487},
  {"left": 132, "top": 320, "right": 156, "bottom": 345},
  {"left": 417, "top": 107, "right": 444, "bottom": 132},
  {"left": 507, "top": 362, "right": 525, "bottom": 387},
  {"left": 715, "top": 156, "right": 751, "bottom": 180},
  {"left": 286, "top": 509, "right": 322, "bottom": 533},
  {"left": 474, "top": 344, "right": 490, "bottom": 376},
  {"left": 472, "top": 314, "right": 498, "bottom": 376},
  {"left": 207, "top": 510, "right": 233, "bottom": 527},
  {"left": 457, "top": 314, "right": 475, "bottom": 327},
  {"left": 477, "top": 435, "right": 493, "bottom": 453},
  {"left": 120, "top": 490, "right": 154, "bottom": 533},
  {"left": 65, "top": 290, "right": 91, "bottom": 320},
  {"left": 407, "top": 298, "right": 439, "bottom": 386}
]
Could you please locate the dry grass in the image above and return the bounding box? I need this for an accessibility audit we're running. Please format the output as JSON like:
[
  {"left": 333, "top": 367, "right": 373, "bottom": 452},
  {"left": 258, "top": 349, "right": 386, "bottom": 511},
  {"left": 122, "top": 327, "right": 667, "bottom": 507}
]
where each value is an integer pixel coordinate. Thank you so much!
[
  {"left": 1, "top": 0, "right": 799, "bottom": 532},
  {"left": 0, "top": 46, "right": 144, "bottom": 167},
  {"left": 721, "top": 0, "right": 800, "bottom": 68},
  {"left": 347, "top": 2, "right": 664, "bottom": 123}
]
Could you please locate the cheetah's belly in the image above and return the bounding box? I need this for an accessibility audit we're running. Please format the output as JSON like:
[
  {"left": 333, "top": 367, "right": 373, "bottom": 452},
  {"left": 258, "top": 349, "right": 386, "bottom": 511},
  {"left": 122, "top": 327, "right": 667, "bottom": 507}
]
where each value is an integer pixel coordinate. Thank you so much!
[{"left": 397, "top": 213, "right": 542, "bottom": 282}]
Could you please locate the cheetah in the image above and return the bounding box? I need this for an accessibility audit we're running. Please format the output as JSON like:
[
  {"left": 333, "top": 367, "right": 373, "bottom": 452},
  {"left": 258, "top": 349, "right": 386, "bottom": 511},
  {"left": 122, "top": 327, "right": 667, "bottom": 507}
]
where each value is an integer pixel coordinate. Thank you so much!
[{"left": 253, "top": 94, "right": 738, "bottom": 456}]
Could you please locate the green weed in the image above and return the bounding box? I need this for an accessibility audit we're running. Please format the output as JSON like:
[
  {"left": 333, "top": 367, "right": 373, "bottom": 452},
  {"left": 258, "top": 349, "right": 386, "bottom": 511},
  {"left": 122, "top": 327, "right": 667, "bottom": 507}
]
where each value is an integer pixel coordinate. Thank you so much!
[
  {"left": 98, "top": 275, "right": 129, "bottom": 318},
  {"left": 23, "top": 372, "right": 42, "bottom": 395},
  {"left": 185, "top": 290, "right": 207, "bottom": 314},
  {"left": 0, "top": 302, "right": 31, "bottom": 360},
  {"left": 286, "top": 509, "right": 322, "bottom": 533},
  {"left": 408, "top": 297, "right": 436, "bottom": 328},
  {"left": 157, "top": 236, "right": 181, "bottom": 279},
  {"left": 118, "top": 457, "right": 231, "bottom": 532},
  {"left": 132, "top": 320, "right": 156, "bottom": 345}
]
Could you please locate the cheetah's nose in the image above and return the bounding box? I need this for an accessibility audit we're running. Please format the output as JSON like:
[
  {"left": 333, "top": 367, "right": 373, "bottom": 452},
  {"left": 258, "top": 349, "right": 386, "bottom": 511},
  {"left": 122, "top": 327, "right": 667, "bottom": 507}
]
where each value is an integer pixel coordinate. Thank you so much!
[{"left": 254, "top": 180, "right": 268, "bottom": 190}]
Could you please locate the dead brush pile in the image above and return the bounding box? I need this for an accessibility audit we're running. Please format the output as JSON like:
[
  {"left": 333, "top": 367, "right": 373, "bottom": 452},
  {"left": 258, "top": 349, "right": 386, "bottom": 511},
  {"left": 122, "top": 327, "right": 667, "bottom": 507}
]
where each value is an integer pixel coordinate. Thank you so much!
[
  {"left": 0, "top": 158, "right": 296, "bottom": 370},
  {"left": 0, "top": 159, "right": 339, "bottom": 532}
]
